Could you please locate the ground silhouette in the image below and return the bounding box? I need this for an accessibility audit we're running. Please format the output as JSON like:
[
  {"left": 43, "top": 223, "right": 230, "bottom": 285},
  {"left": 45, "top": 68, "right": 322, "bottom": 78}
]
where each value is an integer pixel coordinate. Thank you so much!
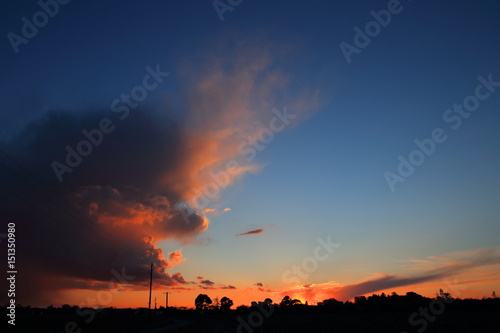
[{"left": 2, "top": 290, "right": 500, "bottom": 332}]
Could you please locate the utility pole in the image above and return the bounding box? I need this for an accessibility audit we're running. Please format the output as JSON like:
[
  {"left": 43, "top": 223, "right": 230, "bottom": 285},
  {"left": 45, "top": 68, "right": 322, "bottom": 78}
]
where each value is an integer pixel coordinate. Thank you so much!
[
  {"left": 163, "top": 291, "right": 170, "bottom": 308},
  {"left": 148, "top": 262, "right": 153, "bottom": 311},
  {"left": 155, "top": 297, "right": 157, "bottom": 310}
]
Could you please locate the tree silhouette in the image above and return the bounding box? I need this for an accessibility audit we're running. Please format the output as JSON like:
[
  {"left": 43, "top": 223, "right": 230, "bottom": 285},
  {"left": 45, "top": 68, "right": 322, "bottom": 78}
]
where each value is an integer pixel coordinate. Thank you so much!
[
  {"left": 321, "top": 297, "right": 343, "bottom": 309},
  {"left": 354, "top": 296, "right": 367, "bottom": 305},
  {"left": 280, "top": 296, "right": 291, "bottom": 307},
  {"left": 195, "top": 294, "right": 212, "bottom": 310},
  {"left": 438, "top": 288, "right": 453, "bottom": 300},
  {"left": 262, "top": 298, "right": 273, "bottom": 311},
  {"left": 236, "top": 305, "right": 248, "bottom": 312},
  {"left": 220, "top": 296, "right": 234, "bottom": 310},
  {"left": 280, "top": 295, "right": 301, "bottom": 307}
]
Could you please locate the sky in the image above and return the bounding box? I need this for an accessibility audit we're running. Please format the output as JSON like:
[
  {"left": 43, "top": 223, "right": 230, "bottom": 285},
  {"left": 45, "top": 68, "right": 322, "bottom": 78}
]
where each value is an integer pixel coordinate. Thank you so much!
[{"left": 1, "top": 0, "right": 500, "bottom": 310}]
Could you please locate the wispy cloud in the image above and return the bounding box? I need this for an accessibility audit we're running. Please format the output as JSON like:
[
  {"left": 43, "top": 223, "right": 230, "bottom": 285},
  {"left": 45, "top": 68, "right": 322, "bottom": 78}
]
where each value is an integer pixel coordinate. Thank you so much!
[
  {"left": 329, "top": 246, "right": 500, "bottom": 300},
  {"left": 276, "top": 247, "right": 500, "bottom": 302}
]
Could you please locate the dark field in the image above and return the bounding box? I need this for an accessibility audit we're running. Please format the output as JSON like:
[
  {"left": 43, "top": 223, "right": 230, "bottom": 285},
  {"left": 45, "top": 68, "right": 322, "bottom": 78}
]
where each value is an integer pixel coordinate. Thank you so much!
[{"left": 3, "top": 300, "right": 500, "bottom": 333}]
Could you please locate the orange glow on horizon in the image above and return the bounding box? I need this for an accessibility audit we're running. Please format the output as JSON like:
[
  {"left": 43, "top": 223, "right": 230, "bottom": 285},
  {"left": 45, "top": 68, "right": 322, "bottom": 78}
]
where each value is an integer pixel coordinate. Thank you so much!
[{"left": 46, "top": 279, "right": 498, "bottom": 310}]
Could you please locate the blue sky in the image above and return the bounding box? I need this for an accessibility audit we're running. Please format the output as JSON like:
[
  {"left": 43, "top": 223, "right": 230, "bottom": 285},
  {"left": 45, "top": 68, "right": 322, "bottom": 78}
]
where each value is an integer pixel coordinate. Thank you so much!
[{"left": 1, "top": 0, "right": 499, "bottom": 307}]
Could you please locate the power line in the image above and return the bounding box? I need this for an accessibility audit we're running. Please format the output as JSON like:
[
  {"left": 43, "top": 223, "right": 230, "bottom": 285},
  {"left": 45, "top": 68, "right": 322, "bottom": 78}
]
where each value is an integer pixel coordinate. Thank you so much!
[{"left": 149, "top": 262, "right": 154, "bottom": 311}]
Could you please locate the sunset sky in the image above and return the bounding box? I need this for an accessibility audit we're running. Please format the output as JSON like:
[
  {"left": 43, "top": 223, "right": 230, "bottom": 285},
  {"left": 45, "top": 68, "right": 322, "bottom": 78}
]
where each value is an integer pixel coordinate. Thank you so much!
[{"left": 1, "top": 1, "right": 500, "bottom": 309}]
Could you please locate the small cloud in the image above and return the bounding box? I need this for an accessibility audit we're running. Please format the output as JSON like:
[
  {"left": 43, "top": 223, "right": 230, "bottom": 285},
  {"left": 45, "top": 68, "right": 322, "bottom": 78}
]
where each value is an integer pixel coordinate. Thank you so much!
[
  {"left": 171, "top": 273, "right": 188, "bottom": 284},
  {"left": 255, "top": 282, "right": 263, "bottom": 287},
  {"left": 236, "top": 228, "right": 264, "bottom": 236},
  {"left": 198, "top": 279, "right": 215, "bottom": 290},
  {"left": 220, "top": 285, "right": 236, "bottom": 289},
  {"left": 201, "top": 279, "right": 214, "bottom": 286},
  {"left": 236, "top": 224, "right": 275, "bottom": 236},
  {"left": 167, "top": 249, "right": 185, "bottom": 268}
]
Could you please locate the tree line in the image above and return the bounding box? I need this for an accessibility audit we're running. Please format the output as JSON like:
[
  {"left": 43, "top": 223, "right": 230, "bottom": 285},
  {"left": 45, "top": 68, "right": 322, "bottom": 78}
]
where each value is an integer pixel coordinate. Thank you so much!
[{"left": 193, "top": 290, "right": 500, "bottom": 313}]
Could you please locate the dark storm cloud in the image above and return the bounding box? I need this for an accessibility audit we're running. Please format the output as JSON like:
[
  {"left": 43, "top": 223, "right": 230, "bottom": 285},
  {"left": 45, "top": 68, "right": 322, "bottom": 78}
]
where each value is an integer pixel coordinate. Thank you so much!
[
  {"left": 0, "top": 35, "right": 322, "bottom": 307},
  {"left": 0, "top": 106, "right": 207, "bottom": 305}
]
